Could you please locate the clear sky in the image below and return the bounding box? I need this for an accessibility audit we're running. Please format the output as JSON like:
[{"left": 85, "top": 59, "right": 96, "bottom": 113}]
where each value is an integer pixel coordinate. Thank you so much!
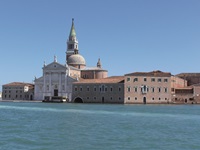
[{"left": 0, "top": 0, "right": 200, "bottom": 91}]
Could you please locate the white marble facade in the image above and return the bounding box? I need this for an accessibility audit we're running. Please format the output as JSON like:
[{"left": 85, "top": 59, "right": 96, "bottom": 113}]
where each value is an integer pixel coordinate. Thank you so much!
[{"left": 34, "top": 57, "right": 78, "bottom": 101}]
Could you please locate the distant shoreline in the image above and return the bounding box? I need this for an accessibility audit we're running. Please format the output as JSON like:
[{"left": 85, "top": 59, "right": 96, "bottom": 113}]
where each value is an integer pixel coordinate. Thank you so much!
[{"left": 0, "top": 99, "right": 200, "bottom": 105}]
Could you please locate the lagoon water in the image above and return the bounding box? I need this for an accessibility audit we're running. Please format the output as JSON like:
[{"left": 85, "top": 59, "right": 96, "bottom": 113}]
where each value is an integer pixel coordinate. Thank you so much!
[{"left": 0, "top": 102, "right": 200, "bottom": 150}]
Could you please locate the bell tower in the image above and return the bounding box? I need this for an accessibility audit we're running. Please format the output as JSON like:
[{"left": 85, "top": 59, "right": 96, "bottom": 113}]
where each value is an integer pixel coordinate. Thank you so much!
[{"left": 66, "top": 18, "right": 79, "bottom": 61}]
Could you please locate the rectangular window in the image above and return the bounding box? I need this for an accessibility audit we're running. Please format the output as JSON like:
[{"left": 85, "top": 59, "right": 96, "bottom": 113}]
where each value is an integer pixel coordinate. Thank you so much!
[
  {"left": 128, "top": 97, "right": 130, "bottom": 100},
  {"left": 105, "top": 87, "right": 107, "bottom": 92},
  {"left": 133, "top": 78, "right": 138, "bottom": 82},
  {"left": 135, "top": 97, "right": 137, "bottom": 100},
  {"left": 110, "top": 87, "right": 113, "bottom": 92},
  {"left": 151, "top": 87, "right": 155, "bottom": 93},
  {"left": 158, "top": 78, "right": 162, "bottom": 82},
  {"left": 164, "top": 88, "right": 168, "bottom": 93},
  {"left": 164, "top": 79, "right": 168, "bottom": 82},
  {"left": 144, "top": 78, "right": 147, "bottom": 82},
  {"left": 134, "top": 87, "right": 137, "bottom": 92},
  {"left": 47, "top": 85, "right": 49, "bottom": 91},
  {"left": 119, "top": 87, "right": 121, "bottom": 91},
  {"left": 94, "top": 87, "right": 96, "bottom": 91},
  {"left": 127, "top": 77, "right": 131, "bottom": 82},
  {"left": 127, "top": 87, "right": 131, "bottom": 92},
  {"left": 80, "top": 87, "right": 82, "bottom": 91},
  {"left": 75, "top": 87, "right": 77, "bottom": 91},
  {"left": 151, "top": 78, "right": 155, "bottom": 82},
  {"left": 158, "top": 87, "right": 161, "bottom": 93},
  {"left": 87, "top": 87, "right": 90, "bottom": 91}
]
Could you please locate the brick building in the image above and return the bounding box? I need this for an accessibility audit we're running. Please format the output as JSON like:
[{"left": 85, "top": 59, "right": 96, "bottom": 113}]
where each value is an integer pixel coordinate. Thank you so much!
[{"left": 124, "top": 70, "right": 171, "bottom": 104}]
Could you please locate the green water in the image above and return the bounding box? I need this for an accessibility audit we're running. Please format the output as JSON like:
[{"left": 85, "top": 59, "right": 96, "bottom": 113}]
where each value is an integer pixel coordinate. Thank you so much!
[{"left": 0, "top": 102, "right": 200, "bottom": 150}]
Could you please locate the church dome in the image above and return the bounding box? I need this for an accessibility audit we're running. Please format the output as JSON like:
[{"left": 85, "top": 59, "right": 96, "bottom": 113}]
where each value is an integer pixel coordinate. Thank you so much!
[{"left": 68, "top": 54, "right": 86, "bottom": 65}]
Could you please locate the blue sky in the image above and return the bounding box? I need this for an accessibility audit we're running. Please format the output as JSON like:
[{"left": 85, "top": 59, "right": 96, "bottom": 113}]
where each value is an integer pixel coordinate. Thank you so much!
[{"left": 0, "top": 0, "right": 200, "bottom": 90}]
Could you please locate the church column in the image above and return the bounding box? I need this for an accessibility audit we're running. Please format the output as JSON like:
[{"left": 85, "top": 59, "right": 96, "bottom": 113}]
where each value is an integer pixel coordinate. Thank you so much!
[
  {"left": 59, "top": 72, "right": 62, "bottom": 96},
  {"left": 43, "top": 72, "right": 46, "bottom": 99},
  {"left": 49, "top": 72, "right": 52, "bottom": 96}
]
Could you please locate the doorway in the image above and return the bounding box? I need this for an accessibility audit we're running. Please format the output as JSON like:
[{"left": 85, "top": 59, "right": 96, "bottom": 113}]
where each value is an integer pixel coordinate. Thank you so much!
[
  {"left": 102, "top": 97, "right": 104, "bottom": 103},
  {"left": 54, "top": 89, "right": 58, "bottom": 96},
  {"left": 143, "top": 97, "right": 146, "bottom": 104}
]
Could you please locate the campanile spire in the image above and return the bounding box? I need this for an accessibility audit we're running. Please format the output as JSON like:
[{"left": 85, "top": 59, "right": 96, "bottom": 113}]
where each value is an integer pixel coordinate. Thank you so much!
[{"left": 66, "top": 18, "right": 79, "bottom": 61}]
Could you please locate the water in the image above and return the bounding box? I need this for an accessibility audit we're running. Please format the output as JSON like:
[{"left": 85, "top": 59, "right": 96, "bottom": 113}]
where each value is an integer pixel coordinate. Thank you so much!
[{"left": 0, "top": 102, "right": 200, "bottom": 150}]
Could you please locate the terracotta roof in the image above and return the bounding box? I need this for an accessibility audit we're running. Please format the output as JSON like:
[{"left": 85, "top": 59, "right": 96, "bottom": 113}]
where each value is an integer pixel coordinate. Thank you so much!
[
  {"left": 125, "top": 70, "right": 171, "bottom": 77},
  {"left": 3, "top": 82, "right": 34, "bottom": 87},
  {"left": 176, "top": 73, "right": 200, "bottom": 77},
  {"left": 74, "top": 76, "right": 124, "bottom": 84}
]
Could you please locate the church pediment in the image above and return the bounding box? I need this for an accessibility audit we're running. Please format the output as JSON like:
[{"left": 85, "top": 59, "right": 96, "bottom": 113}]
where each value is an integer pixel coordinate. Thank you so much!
[{"left": 43, "top": 62, "right": 67, "bottom": 71}]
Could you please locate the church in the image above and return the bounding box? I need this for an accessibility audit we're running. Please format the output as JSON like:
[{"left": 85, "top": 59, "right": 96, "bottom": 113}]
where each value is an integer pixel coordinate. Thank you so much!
[{"left": 34, "top": 19, "right": 108, "bottom": 101}]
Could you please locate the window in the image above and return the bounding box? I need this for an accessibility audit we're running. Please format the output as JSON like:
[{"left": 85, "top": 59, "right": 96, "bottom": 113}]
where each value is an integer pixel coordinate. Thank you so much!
[
  {"left": 119, "top": 87, "right": 121, "bottom": 92},
  {"left": 159, "top": 98, "right": 161, "bottom": 100},
  {"left": 110, "top": 87, "right": 113, "bottom": 92},
  {"left": 134, "top": 87, "right": 137, "bottom": 92},
  {"left": 94, "top": 87, "right": 96, "bottom": 91},
  {"left": 141, "top": 85, "right": 148, "bottom": 94},
  {"left": 110, "top": 97, "right": 113, "bottom": 100},
  {"left": 165, "top": 98, "right": 167, "bottom": 100},
  {"left": 105, "top": 87, "right": 107, "bottom": 91},
  {"left": 158, "top": 78, "right": 162, "bottom": 82},
  {"left": 151, "top": 78, "right": 155, "bottom": 82},
  {"left": 87, "top": 97, "right": 89, "bottom": 100},
  {"left": 127, "top": 77, "right": 131, "bottom": 82},
  {"left": 152, "top": 97, "right": 154, "bottom": 100},
  {"left": 127, "top": 87, "right": 131, "bottom": 92},
  {"left": 164, "top": 88, "right": 168, "bottom": 93},
  {"left": 119, "top": 97, "right": 121, "bottom": 100},
  {"left": 144, "top": 78, "right": 147, "bottom": 82},
  {"left": 47, "top": 85, "right": 49, "bottom": 91},
  {"left": 94, "top": 97, "right": 96, "bottom": 100},
  {"left": 135, "top": 97, "right": 137, "bottom": 100},
  {"left": 164, "top": 79, "right": 168, "bottom": 82},
  {"left": 158, "top": 87, "right": 161, "bottom": 93},
  {"left": 133, "top": 78, "right": 138, "bottom": 82},
  {"left": 80, "top": 87, "right": 82, "bottom": 91},
  {"left": 128, "top": 97, "right": 131, "bottom": 100},
  {"left": 151, "top": 87, "right": 155, "bottom": 93},
  {"left": 75, "top": 87, "right": 77, "bottom": 91},
  {"left": 87, "top": 86, "right": 90, "bottom": 91}
]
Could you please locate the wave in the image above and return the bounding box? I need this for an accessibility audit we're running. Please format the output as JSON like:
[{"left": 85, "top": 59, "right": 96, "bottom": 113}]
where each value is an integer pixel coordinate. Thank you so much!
[{"left": 0, "top": 105, "right": 199, "bottom": 120}]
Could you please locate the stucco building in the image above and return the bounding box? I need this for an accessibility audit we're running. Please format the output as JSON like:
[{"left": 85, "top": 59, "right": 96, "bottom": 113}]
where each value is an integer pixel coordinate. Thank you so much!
[
  {"left": 34, "top": 57, "right": 78, "bottom": 101},
  {"left": 124, "top": 70, "right": 171, "bottom": 104},
  {"left": 2, "top": 82, "right": 34, "bottom": 100},
  {"left": 72, "top": 76, "right": 124, "bottom": 103}
]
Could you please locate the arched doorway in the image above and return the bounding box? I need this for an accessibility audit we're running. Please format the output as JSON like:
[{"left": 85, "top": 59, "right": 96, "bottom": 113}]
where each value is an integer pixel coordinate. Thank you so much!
[
  {"left": 143, "top": 97, "right": 146, "bottom": 104},
  {"left": 74, "top": 97, "right": 83, "bottom": 103}
]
